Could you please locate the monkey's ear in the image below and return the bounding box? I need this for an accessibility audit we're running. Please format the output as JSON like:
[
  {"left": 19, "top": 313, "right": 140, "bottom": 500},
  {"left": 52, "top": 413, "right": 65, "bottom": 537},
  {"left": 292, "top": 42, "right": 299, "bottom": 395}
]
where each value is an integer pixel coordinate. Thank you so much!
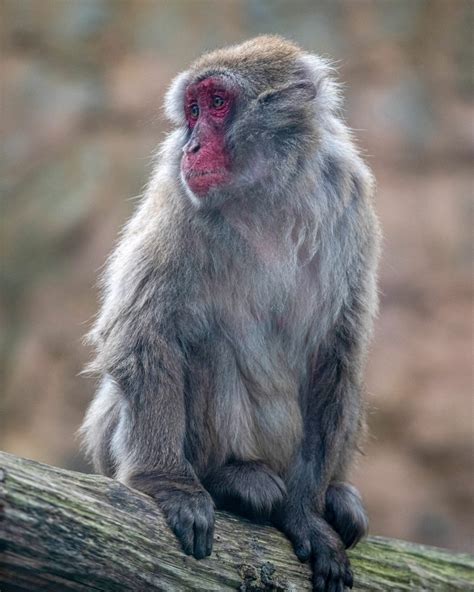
[
  {"left": 257, "top": 80, "right": 317, "bottom": 107},
  {"left": 164, "top": 71, "right": 191, "bottom": 125},
  {"left": 297, "top": 53, "right": 343, "bottom": 115}
]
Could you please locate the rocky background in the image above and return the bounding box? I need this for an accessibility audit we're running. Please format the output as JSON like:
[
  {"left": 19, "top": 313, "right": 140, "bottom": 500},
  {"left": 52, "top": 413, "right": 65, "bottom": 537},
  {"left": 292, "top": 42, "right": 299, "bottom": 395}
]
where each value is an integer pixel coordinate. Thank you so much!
[{"left": 1, "top": 0, "right": 472, "bottom": 552}]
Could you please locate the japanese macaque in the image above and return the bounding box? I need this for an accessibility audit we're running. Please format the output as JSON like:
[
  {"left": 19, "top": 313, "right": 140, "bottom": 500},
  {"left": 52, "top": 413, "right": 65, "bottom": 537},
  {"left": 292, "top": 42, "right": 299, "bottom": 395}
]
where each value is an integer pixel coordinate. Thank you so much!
[{"left": 81, "top": 36, "right": 380, "bottom": 592}]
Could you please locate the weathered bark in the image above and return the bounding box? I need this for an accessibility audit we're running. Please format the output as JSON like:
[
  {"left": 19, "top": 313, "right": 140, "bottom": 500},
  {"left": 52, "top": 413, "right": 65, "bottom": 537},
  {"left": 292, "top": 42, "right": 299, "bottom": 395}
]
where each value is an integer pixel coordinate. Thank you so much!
[{"left": 0, "top": 452, "right": 472, "bottom": 591}]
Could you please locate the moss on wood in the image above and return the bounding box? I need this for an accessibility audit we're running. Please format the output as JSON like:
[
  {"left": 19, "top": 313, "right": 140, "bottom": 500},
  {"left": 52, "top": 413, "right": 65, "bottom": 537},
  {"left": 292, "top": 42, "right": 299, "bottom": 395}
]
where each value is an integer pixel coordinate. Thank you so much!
[{"left": 0, "top": 452, "right": 472, "bottom": 591}]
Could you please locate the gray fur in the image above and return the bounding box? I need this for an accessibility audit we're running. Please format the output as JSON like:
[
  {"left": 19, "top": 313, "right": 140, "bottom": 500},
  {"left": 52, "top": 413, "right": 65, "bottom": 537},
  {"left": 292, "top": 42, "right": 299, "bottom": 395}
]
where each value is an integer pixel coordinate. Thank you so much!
[{"left": 81, "top": 36, "right": 380, "bottom": 590}]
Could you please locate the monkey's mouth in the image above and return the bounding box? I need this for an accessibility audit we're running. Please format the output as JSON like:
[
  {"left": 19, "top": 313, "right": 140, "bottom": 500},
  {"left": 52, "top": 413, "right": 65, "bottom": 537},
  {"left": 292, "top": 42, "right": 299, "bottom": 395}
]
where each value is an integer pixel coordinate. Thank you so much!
[
  {"left": 184, "top": 168, "right": 231, "bottom": 195},
  {"left": 186, "top": 169, "right": 226, "bottom": 178}
]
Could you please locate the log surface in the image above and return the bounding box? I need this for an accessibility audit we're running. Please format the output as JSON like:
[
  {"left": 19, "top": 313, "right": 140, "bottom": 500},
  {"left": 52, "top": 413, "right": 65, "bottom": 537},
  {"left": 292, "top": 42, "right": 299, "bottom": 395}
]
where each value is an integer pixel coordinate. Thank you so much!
[{"left": 0, "top": 451, "right": 472, "bottom": 591}]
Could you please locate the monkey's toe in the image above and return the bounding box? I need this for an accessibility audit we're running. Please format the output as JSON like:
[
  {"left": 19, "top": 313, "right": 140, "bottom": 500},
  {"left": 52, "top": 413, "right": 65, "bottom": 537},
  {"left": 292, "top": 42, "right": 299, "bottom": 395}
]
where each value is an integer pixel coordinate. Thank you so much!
[
  {"left": 276, "top": 499, "right": 353, "bottom": 591},
  {"left": 311, "top": 545, "right": 353, "bottom": 592},
  {"left": 288, "top": 524, "right": 353, "bottom": 591}
]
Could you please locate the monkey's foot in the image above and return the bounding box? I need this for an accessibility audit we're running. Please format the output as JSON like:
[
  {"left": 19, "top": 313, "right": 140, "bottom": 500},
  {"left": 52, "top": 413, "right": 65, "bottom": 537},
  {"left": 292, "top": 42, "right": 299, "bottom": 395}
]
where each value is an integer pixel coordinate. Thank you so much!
[
  {"left": 325, "top": 482, "right": 369, "bottom": 549},
  {"left": 203, "top": 460, "right": 286, "bottom": 520},
  {"left": 129, "top": 472, "right": 215, "bottom": 560},
  {"left": 275, "top": 503, "right": 353, "bottom": 592}
]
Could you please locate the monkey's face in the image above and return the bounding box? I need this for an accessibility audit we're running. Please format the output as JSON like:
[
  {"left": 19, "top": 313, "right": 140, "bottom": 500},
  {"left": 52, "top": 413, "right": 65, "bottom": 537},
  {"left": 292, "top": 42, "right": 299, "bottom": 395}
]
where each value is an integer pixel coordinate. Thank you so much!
[
  {"left": 165, "top": 39, "right": 325, "bottom": 207},
  {"left": 180, "top": 77, "right": 235, "bottom": 199},
  {"left": 177, "top": 73, "right": 317, "bottom": 207}
]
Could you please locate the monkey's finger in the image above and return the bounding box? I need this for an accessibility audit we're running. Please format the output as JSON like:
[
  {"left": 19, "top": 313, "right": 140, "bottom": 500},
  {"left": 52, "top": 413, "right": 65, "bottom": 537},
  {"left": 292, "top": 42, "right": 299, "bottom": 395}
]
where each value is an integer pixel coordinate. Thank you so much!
[
  {"left": 294, "top": 539, "right": 311, "bottom": 562},
  {"left": 343, "top": 567, "right": 353, "bottom": 589},
  {"left": 173, "top": 510, "right": 194, "bottom": 556},
  {"left": 312, "top": 553, "right": 332, "bottom": 592},
  {"left": 325, "top": 566, "right": 340, "bottom": 592},
  {"left": 329, "top": 581, "right": 345, "bottom": 592},
  {"left": 175, "top": 528, "right": 194, "bottom": 556},
  {"left": 329, "top": 577, "right": 346, "bottom": 592},
  {"left": 205, "top": 515, "right": 214, "bottom": 557},
  {"left": 329, "top": 560, "right": 344, "bottom": 583},
  {"left": 312, "top": 573, "right": 326, "bottom": 592},
  {"left": 193, "top": 515, "right": 210, "bottom": 559}
]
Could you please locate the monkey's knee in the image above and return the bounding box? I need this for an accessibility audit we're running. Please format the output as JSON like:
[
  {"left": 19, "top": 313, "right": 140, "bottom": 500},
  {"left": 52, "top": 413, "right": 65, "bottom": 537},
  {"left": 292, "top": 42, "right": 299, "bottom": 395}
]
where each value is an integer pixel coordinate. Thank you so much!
[
  {"left": 203, "top": 460, "right": 286, "bottom": 520},
  {"left": 324, "top": 482, "right": 368, "bottom": 549}
]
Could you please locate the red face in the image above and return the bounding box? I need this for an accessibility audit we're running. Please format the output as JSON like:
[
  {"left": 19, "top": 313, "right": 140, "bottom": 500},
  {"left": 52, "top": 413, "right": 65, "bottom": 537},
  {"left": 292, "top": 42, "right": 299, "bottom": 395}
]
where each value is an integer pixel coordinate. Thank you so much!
[{"left": 181, "top": 78, "right": 234, "bottom": 197}]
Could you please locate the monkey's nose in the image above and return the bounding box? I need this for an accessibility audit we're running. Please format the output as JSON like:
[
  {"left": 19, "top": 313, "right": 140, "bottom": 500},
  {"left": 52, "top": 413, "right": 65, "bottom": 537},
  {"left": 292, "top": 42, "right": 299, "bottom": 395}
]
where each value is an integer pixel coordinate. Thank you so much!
[{"left": 185, "top": 139, "right": 201, "bottom": 154}]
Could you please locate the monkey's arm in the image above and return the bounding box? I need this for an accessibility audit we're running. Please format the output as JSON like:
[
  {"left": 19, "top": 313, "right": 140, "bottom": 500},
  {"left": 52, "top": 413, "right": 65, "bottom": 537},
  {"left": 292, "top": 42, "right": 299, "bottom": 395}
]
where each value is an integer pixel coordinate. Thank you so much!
[
  {"left": 298, "top": 295, "right": 368, "bottom": 509},
  {"left": 91, "top": 320, "right": 215, "bottom": 560},
  {"left": 83, "top": 210, "right": 215, "bottom": 560}
]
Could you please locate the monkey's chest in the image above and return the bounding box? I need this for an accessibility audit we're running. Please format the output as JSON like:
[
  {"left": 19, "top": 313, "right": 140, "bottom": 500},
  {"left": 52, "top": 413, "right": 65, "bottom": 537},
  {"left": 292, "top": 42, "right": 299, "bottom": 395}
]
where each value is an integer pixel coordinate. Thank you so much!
[{"left": 184, "top": 244, "right": 314, "bottom": 475}]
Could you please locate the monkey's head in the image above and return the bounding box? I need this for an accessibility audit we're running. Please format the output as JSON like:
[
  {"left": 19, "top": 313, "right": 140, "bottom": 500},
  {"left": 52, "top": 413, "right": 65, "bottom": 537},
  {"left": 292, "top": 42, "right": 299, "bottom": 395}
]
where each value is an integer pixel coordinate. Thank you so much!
[{"left": 164, "top": 36, "right": 341, "bottom": 207}]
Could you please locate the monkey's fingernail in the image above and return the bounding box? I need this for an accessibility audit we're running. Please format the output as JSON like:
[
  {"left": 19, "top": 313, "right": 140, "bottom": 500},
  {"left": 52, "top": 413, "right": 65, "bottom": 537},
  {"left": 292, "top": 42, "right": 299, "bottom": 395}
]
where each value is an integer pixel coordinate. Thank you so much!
[
  {"left": 295, "top": 543, "right": 311, "bottom": 562},
  {"left": 312, "top": 574, "right": 326, "bottom": 592},
  {"left": 344, "top": 568, "right": 353, "bottom": 588}
]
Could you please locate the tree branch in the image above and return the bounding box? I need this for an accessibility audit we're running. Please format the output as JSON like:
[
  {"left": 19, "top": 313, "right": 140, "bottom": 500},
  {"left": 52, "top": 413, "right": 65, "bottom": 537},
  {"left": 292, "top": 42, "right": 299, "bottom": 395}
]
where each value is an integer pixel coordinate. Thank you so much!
[{"left": 0, "top": 451, "right": 472, "bottom": 591}]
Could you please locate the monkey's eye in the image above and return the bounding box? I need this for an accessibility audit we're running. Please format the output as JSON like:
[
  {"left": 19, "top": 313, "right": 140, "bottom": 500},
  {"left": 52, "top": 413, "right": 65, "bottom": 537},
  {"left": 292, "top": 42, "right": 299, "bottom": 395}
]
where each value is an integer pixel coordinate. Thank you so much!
[
  {"left": 190, "top": 104, "right": 199, "bottom": 119},
  {"left": 212, "top": 95, "right": 225, "bottom": 109}
]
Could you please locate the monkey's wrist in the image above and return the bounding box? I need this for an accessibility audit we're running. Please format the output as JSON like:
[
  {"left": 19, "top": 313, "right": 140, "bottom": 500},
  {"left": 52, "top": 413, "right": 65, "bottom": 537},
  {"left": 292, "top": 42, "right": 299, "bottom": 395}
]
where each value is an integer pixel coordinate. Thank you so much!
[{"left": 125, "top": 466, "right": 204, "bottom": 497}]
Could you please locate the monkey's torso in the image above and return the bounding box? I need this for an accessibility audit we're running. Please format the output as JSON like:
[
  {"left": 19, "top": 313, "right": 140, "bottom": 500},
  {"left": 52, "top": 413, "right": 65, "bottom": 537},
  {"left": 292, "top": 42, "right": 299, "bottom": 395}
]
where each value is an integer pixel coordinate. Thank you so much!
[
  {"left": 181, "top": 220, "right": 306, "bottom": 478},
  {"left": 86, "top": 147, "right": 377, "bottom": 494},
  {"left": 117, "top": 186, "right": 365, "bottom": 481}
]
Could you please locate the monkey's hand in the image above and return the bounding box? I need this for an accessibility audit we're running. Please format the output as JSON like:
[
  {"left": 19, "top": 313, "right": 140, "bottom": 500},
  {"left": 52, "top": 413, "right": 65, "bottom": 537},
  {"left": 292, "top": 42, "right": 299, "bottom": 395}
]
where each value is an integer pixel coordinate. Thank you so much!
[
  {"left": 128, "top": 471, "right": 215, "bottom": 560},
  {"left": 275, "top": 501, "right": 353, "bottom": 592}
]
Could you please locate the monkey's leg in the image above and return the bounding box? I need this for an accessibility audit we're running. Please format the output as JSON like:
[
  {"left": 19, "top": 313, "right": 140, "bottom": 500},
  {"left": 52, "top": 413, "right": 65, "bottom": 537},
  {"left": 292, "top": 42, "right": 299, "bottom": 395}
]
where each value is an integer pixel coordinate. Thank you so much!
[
  {"left": 325, "top": 482, "right": 368, "bottom": 549},
  {"left": 274, "top": 466, "right": 354, "bottom": 592},
  {"left": 203, "top": 460, "right": 286, "bottom": 520}
]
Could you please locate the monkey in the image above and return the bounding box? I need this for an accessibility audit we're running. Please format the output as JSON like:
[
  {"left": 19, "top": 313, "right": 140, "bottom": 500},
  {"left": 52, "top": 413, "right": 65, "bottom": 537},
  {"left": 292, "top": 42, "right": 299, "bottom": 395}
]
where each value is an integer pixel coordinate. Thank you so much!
[{"left": 81, "top": 36, "right": 380, "bottom": 592}]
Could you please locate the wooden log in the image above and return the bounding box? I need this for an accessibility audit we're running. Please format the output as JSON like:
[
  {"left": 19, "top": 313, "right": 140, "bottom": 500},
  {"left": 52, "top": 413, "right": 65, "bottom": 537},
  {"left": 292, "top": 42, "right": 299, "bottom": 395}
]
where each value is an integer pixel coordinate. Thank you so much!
[{"left": 0, "top": 451, "right": 472, "bottom": 591}]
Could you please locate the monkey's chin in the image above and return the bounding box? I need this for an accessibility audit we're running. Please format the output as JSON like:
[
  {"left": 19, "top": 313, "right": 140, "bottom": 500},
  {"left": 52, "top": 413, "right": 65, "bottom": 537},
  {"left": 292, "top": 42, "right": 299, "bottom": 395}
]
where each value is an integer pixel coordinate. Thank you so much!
[{"left": 180, "top": 172, "right": 230, "bottom": 208}]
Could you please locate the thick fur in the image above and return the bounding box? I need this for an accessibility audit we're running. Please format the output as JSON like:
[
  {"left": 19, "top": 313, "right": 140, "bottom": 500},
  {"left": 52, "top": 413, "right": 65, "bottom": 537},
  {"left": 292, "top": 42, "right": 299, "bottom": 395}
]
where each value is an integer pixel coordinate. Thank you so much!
[
  {"left": 81, "top": 36, "right": 380, "bottom": 592},
  {"left": 325, "top": 482, "right": 369, "bottom": 550},
  {"left": 203, "top": 460, "right": 287, "bottom": 520}
]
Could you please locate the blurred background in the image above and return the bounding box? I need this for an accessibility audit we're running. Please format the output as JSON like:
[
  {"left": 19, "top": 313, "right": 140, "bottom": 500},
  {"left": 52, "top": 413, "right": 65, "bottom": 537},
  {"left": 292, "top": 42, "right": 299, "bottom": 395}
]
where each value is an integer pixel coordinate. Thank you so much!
[{"left": 1, "top": 0, "right": 472, "bottom": 553}]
